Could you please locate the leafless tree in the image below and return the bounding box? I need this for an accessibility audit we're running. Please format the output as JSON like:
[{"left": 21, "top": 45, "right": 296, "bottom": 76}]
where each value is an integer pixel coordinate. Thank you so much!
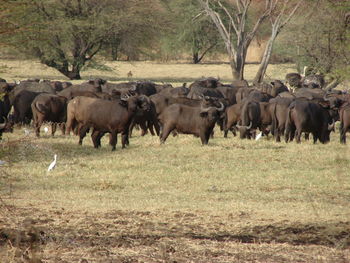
[
  {"left": 198, "top": 0, "right": 275, "bottom": 80},
  {"left": 254, "top": 0, "right": 303, "bottom": 83}
]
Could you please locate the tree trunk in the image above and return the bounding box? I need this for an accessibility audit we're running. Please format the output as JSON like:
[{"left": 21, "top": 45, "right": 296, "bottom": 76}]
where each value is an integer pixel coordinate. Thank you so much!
[
  {"left": 254, "top": 29, "right": 278, "bottom": 83},
  {"left": 65, "top": 70, "right": 81, "bottom": 80},
  {"left": 236, "top": 46, "right": 247, "bottom": 81},
  {"left": 111, "top": 45, "right": 118, "bottom": 61},
  {"left": 193, "top": 52, "right": 200, "bottom": 64},
  {"left": 111, "top": 37, "right": 120, "bottom": 61},
  {"left": 226, "top": 43, "right": 240, "bottom": 80}
]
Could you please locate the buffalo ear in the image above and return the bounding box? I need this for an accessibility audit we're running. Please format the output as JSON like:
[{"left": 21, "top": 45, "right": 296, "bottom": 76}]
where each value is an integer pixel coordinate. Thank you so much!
[{"left": 200, "top": 111, "right": 208, "bottom": 117}]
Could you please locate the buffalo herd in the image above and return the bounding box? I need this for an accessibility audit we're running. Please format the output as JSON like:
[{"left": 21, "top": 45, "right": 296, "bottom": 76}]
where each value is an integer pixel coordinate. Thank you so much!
[{"left": 0, "top": 73, "right": 349, "bottom": 150}]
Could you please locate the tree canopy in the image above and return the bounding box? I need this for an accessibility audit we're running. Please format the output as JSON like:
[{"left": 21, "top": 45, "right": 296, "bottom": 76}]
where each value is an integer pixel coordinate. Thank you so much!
[{"left": 2, "top": 0, "right": 164, "bottom": 79}]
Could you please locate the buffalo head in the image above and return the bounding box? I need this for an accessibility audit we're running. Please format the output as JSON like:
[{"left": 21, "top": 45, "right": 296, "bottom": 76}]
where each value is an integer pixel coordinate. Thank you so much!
[
  {"left": 199, "top": 102, "right": 224, "bottom": 122},
  {"left": 0, "top": 118, "right": 14, "bottom": 133},
  {"left": 236, "top": 121, "right": 253, "bottom": 139}
]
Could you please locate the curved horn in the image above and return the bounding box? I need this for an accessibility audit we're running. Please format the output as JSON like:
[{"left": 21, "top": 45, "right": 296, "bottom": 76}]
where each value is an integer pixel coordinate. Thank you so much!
[
  {"left": 236, "top": 121, "right": 252, "bottom": 129},
  {"left": 323, "top": 94, "right": 330, "bottom": 101},
  {"left": 216, "top": 101, "right": 224, "bottom": 111},
  {"left": 247, "top": 121, "right": 252, "bottom": 129},
  {"left": 0, "top": 117, "right": 6, "bottom": 129},
  {"left": 328, "top": 119, "right": 335, "bottom": 131}
]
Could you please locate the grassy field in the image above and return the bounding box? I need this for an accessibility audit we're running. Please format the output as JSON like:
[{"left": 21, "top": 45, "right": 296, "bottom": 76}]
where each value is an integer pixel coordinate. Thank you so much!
[
  {"left": 0, "top": 59, "right": 295, "bottom": 84},
  {"left": 0, "top": 60, "right": 350, "bottom": 262}
]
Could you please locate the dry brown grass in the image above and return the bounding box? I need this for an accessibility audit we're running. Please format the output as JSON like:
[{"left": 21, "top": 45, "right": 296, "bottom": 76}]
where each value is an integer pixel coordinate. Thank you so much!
[
  {"left": 0, "top": 59, "right": 295, "bottom": 84},
  {"left": 0, "top": 60, "right": 349, "bottom": 262}
]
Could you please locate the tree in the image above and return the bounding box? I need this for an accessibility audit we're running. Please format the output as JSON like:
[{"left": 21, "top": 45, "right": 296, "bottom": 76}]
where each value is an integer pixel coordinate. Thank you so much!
[
  {"left": 158, "top": 0, "right": 222, "bottom": 63},
  {"left": 172, "top": 0, "right": 221, "bottom": 63},
  {"left": 278, "top": 0, "right": 350, "bottom": 86},
  {"left": 2, "top": 0, "right": 163, "bottom": 79},
  {"left": 198, "top": 0, "right": 275, "bottom": 80},
  {"left": 254, "top": 0, "right": 302, "bottom": 83},
  {"left": 105, "top": 1, "right": 167, "bottom": 61}
]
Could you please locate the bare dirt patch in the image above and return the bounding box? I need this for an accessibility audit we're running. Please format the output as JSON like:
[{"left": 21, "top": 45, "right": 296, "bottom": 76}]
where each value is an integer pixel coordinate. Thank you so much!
[{"left": 0, "top": 206, "right": 349, "bottom": 263}]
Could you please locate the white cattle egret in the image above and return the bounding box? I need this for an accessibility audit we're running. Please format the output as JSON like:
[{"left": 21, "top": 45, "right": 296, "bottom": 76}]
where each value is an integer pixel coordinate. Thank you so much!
[
  {"left": 255, "top": 132, "right": 263, "bottom": 141},
  {"left": 44, "top": 127, "right": 49, "bottom": 133},
  {"left": 47, "top": 154, "right": 57, "bottom": 172},
  {"left": 24, "top": 128, "right": 30, "bottom": 136}
]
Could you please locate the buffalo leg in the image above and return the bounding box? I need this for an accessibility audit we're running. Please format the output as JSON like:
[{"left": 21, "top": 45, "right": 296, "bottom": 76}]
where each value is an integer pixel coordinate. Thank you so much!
[
  {"left": 148, "top": 121, "right": 155, "bottom": 136},
  {"left": 150, "top": 115, "right": 160, "bottom": 136},
  {"left": 139, "top": 121, "right": 148, "bottom": 136},
  {"left": 202, "top": 129, "right": 212, "bottom": 145},
  {"left": 91, "top": 130, "right": 101, "bottom": 148},
  {"left": 295, "top": 129, "right": 302, "bottom": 144},
  {"left": 60, "top": 123, "right": 66, "bottom": 135},
  {"left": 340, "top": 122, "right": 346, "bottom": 144},
  {"left": 51, "top": 123, "right": 57, "bottom": 136},
  {"left": 121, "top": 131, "right": 129, "bottom": 149},
  {"left": 97, "top": 132, "right": 106, "bottom": 148},
  {"left": 128, "top": 120, "right": 135, "bottom": 138},
  {"left": 78, "top": 126, "right": 90, "bottom": 145},
  {"left": 34, "top": 115, "right": 44, "bottom": 137},
  {"left": 160, "top": 124, "right": 174, "bottom": 144},
  {"left": 110, "top": 132, "right": 117, "bottom": 151}
]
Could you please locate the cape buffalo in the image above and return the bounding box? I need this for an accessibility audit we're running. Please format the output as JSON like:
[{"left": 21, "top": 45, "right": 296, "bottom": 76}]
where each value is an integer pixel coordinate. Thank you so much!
[
  {"left": 223, "top": 103, "right": 242, "bottom": 137},
  {"left": 285, "top": 99, "right": 335, "bottom": 144},
  {"left": 236, "top": 100, "right": 261, "bottom": 139},
  {"left": 66, "top": 95, "right": 150, "bottom": 150},
  {"left": 339, "top": 103, "right": 350, "bottom": 144},
  {"left": 13, "top": 90, "right": 43, "bottom": 124},
  {"left": 269, "top": 97, "right": 295, "bottom": 142},
  {"left": 158, "top": 102, "right": 224, "bottom": 145},
  {"left": 31, "top": 94, "right": 68, "bottom": 137}
]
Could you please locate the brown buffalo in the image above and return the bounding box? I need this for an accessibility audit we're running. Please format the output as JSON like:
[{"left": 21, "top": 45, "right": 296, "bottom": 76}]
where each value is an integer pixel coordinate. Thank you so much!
[
  {"left": 66, "top": 95, "right": 150, "bottom": 150},
  {"left": 158, "top": 102, "right": 224, "bottom": 145},
  {"left": 31, "top": 94, "right": 68, "bottom": 137}
]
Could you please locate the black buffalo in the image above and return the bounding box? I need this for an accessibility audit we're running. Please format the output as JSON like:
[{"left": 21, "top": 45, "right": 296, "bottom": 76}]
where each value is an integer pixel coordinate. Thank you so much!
[
  {"left": 236, "top": 100, "right": 261, "bottom": 139},
  {"left": 66, "top": 95, "right": 150, "bottom": 150},
  {"left": 12, "top": 90, "right": 43, "bottom": 124},
  {"left": 158, "top": 102, "right": 224, "bottom": 145},
  {"left": 339, "top": 103, "right": 350, "bottom": 144},
  {"left": 31, "top": 94, "right": 68, "bottom": 137},
  {"left": 223, "top": 103, "right": 242, "bottom": 137},
  {"left": 285, "top": 99, "right": 335, "bottom": 144},
  {"left": 269, "top": 97, "right": 295, "bottom": 142}
]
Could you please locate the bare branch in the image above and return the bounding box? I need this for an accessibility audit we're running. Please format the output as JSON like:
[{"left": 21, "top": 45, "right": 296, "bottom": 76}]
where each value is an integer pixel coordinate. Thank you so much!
[{"left": 217, "top": 1, "right": 239, "bottom": 35}]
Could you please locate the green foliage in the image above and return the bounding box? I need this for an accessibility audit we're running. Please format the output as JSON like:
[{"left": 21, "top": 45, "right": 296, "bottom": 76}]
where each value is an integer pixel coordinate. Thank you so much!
[
  {"left": 160, "top": 0, "right": 223, "bottom": 63},
  {"left": 276, "top": 0, "right": 350, "bottom": 80},
  {"left": 1, "top": 0, "right": 165, "bottom": 79}
]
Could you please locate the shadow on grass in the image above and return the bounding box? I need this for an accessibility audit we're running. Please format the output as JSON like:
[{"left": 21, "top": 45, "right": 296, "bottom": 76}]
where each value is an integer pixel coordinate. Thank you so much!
[
  {"left": 0, "top": 134, "right": 140, "bottom": 165},
  {"left": 188, "top": 222, "right": 350, "bottom": 248}
]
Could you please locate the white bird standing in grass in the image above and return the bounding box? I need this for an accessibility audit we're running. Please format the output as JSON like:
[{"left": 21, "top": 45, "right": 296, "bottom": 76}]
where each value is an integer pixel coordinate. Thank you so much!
[
  {"left": 44, "top": 127, "right": 49, "bottom": 133},
  {"left": 23, "top": 128, "right": 30, "bottom": 136},
  {"left": 255, "top": 131, "right": 263, "bottom": 141},
  {"left": 48, "top": 154, "right": 57, "bottom": 172}
]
